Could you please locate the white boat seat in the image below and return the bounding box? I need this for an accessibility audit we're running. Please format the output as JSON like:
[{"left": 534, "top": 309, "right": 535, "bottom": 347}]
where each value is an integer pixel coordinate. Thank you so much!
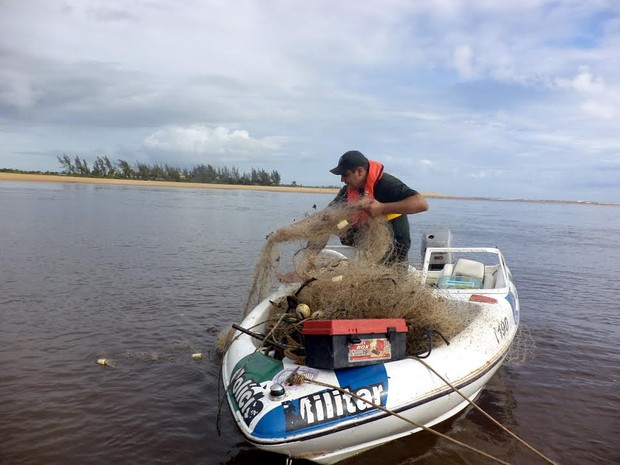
[
  {"left": 436, "top": 259, "right": 484, "bottom": 289},
  {"left": 483, "top": 265, "right": 499, "bottom": 289},
  {"left": 441, "top": 263, "right": 454, "bottom": 276},
  {"left": 453, "top": 258, "right": 485, "bottom": 281}
]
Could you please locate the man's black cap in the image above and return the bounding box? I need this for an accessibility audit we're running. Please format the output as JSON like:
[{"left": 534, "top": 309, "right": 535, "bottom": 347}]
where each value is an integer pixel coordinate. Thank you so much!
[{"left": 329, "top": 150, "right": 369, "bottom": 175}]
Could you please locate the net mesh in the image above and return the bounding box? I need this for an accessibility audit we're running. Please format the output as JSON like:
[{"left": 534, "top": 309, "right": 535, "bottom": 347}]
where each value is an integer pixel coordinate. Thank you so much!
[
  {"left": 504, "top": 325, "right": 536, "bottom": 366},
  {"left": 229, "top": 201, "right": 480, "bottom": 356}
]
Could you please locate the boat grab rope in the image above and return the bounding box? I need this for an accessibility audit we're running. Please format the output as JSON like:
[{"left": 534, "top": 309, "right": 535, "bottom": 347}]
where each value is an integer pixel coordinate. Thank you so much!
[
  {"left": 411, "top": 357, "right": 557, "bottom": 465},
  {"left": 290, "top": 373, "right": 512, "bottom": 465}
]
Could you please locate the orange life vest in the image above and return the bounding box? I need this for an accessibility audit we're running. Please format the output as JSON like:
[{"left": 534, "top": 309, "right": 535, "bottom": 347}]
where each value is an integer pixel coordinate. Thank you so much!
[
  {"left": 346, "top": 160, "right": 384, "bottom": 203},
  {"left": 346, "top": 160, "right": 383, "bottom": 224},
  {"left": 345, "top": 160, "right": 402, "bottom": 224}
]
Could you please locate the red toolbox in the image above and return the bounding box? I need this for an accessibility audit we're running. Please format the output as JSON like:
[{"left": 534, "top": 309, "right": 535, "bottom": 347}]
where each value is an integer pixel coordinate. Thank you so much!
[{"left": 301, "top": 319, "right": 408, "bottom": 370}]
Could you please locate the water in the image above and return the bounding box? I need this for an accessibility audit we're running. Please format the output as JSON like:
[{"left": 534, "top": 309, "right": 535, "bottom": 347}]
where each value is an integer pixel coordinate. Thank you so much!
[{"left": 1, "top": 181, "right": 618, "bottom": 465}]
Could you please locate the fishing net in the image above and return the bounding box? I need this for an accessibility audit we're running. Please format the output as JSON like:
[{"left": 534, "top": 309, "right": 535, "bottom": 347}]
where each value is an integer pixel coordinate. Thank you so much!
[
  {"left": 504, "top": 325, "right": 536, "bottom": 366},
  {"left": 241, "top": 200, "right": 392, "bottom": 317},
  {"left": 226, "top": 201, "right": 478, "bottom": 358}
]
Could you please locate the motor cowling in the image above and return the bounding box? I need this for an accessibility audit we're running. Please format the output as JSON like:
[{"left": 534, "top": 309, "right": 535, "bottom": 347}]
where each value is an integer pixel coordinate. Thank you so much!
[{"left": 421, "top": 229, "right": 453, "bottom": 270}]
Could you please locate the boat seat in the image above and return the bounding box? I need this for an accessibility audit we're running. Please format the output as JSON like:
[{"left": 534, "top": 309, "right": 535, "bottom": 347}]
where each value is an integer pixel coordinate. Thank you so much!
[
  {"left": 441, "top": 263, "right": 454, "bottom": 276},
  {"left": 483, "top": 265, "right": 499, "bottom": 289},
  {"left": 453, "top": 258, "right": 485, "bottom": 282},
  {"left": 436, "top": 259, "right": 484, "bottom": 289}
]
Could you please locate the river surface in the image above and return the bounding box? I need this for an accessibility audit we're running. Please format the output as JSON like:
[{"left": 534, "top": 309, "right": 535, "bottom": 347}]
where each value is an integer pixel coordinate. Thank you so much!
[{"left": 1, "top": 181, "right": 618, "bottom": 465}]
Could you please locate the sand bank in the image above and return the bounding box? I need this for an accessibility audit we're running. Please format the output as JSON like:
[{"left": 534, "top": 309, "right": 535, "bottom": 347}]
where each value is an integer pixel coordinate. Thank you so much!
[
  {"left": 0, "top": 173, "right": 339, "bottom": 195},
  {"left": 2, "top": 172, "right": 617, "bottom": 205},
  {"left": 0, "top": 172, "right": 455, "bottom": 198}
]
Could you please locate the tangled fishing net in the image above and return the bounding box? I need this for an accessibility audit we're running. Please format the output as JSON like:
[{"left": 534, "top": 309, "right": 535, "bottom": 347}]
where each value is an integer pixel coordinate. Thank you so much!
[
  {"left": 223, "top": 200, "right": 477, "bottom": 359},
  {"left": 504, "top": 325, "right": 536, "bottom": 366}
]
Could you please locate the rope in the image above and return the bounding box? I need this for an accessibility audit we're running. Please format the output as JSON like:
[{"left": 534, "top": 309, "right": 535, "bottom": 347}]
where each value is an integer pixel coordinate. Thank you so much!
[
  {"left": 296, "top": 375, "right": 511, "bottom": 465},
  {"left": 412, "top": 357, "right": 557, "bottom": 465},
  {"left": 218, "top": 312, "right": 555, "bottom": 464}
]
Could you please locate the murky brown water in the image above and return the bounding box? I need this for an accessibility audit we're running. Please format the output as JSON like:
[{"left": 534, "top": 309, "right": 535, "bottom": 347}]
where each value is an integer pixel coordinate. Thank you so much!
[{"left": 1, "top": 182, "right": 618, "bottom": 465}]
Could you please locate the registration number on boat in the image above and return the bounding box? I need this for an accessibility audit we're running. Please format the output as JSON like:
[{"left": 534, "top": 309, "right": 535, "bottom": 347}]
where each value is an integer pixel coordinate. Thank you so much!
[{"left": 493, "top": 317, "right": 510, "bottom": 343}]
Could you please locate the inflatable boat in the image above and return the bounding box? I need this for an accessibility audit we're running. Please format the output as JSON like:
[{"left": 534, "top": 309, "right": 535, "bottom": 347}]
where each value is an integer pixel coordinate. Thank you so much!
[{"left": 222, "top": 230, "right": 520, "bottom": 463}]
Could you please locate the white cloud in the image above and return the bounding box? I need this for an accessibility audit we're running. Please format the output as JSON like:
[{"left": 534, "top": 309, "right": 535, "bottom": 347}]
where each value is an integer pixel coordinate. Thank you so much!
[
  {"left": 552, "top": 68, "right": 619, "bottom": 120},
  {"left": 554, "top": 68, "right": 606, "bottom": 93},
  {"left": 572, "top": 70, "right": 606, "bottom": 94},
  {"left": 453, "top": 45, "right": 478, "bottom": 79},
  {"left": 143, "top": 125, "right": 286, "bottom": 159},
  {"left": 471, "top": 169, "right": 507, "bottom": 179},
  {"left": 581, "top": 100, "right": 616, "bottom": 119}
]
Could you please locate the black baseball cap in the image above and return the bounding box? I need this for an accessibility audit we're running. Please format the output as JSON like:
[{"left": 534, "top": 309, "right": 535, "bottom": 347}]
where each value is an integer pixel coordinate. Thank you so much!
[{"left": 329, "top": 150, "right": 369, "bottom": 175}]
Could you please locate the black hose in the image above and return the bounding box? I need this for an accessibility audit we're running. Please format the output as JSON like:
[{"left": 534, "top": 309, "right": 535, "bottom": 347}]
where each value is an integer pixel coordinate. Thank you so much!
[{"left": 411, "top": 327, "right": 450, "bottom": 359}]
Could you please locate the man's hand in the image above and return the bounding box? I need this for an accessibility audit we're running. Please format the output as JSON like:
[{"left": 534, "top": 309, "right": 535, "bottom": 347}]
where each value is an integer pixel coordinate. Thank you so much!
[
  {"left": 362, "top": 199, "right": 385, "bottom": 218},
  {"left": 360, "top": 194, "right": 429, "bottom": 219}
]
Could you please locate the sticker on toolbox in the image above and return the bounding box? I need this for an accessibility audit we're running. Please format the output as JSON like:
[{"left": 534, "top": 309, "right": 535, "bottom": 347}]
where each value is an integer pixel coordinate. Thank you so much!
[{"left": 348, "top": 337, "right": 392, "bottom": 362}]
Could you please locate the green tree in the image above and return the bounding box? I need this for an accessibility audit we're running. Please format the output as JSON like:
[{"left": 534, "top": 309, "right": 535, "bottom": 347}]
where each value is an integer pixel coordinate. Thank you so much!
[
  {"left": 135, "top": 162, "right": 150, "bottom": 180},
  {"left": 91, "top": 156, "right": 105, "bottom": 177},
  {"left": 57, "top": 154, "right": 74, "bottom": 174},
  {"left": 103, "top": 156, "right": 116, "bottom": 177},
  {"left": 74, "top": 156, "right": 90, "bottom": 176},
  {"left": 256, "top": 168, "right": 271, "bottom": 185},
  {"left": 270, "top": 170, "right": 281, "bottom": 186},
  {"left": 163, "top": 164, "right": 181, "bottom": 181},
  {"left": 117, "top": 159, "right": 134, "bottom": 178},
  {"left": 54, "top": 154, "right": 285, "bottom": 187}
]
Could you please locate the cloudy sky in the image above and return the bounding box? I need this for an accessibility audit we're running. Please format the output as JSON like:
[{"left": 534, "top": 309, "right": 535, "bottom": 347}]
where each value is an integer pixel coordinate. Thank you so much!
[{"left": 1, "top": 0, "right": 619, "bottom": 202}]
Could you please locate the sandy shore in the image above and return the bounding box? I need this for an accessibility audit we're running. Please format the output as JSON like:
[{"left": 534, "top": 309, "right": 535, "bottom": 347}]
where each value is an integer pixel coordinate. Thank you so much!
[
  {"left": 0, "top": 172, "right": 340, "bottom": 195},
  {"left": 0, "top": 172, "right": 451, "bottom": 198},
  {"left": 1, "top": 172, "right": 617, "bottom": 205}
]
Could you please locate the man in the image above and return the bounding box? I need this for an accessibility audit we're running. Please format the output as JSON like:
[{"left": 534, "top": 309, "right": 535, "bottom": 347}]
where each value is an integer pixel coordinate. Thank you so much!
[{"left": 328, "top": 150, "right": 428, "bottom": 264}]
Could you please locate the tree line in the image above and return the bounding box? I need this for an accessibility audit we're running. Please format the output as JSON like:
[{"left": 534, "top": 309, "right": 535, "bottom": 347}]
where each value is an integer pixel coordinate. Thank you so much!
[{"left": 56, "top": 154, "right": 282, "bottom": 186}]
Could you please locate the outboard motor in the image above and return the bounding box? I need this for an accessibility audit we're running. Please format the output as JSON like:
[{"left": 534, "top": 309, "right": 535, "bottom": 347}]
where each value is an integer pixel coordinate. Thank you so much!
[{"left": 421, "top": 229, "right": 453, "bottom": 271}]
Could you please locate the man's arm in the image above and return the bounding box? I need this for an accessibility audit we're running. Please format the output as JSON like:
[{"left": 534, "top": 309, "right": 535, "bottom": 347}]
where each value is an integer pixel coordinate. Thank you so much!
[{"left": 363, "top": 193, "right": 428, "bottom": 218}]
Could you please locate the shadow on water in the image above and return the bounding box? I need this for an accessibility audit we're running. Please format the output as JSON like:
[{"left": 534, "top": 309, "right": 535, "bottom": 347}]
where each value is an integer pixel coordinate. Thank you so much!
[
  {"left": 342, "top": 368, "right": 518, "bottom": 465},
  {"left": 223, "top": 447, "right": 315, "bottom": 465},
  {"left": 341, "top": 421, "right": 457, "bottom": 465}
]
